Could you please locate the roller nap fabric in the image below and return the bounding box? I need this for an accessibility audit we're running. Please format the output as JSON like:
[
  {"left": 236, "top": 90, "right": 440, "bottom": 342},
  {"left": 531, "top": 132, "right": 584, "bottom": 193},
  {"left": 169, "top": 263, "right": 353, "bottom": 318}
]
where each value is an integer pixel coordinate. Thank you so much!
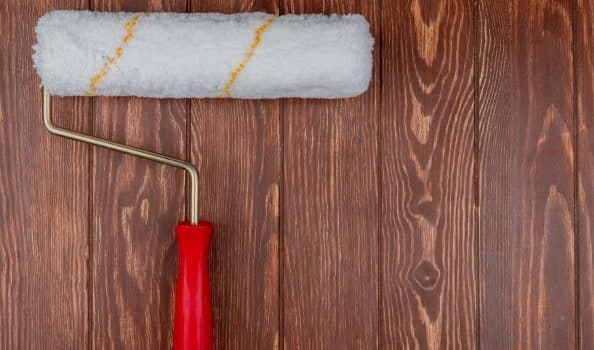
[{"left": 33, "top": 11, "right": 374, "bottom": 99}]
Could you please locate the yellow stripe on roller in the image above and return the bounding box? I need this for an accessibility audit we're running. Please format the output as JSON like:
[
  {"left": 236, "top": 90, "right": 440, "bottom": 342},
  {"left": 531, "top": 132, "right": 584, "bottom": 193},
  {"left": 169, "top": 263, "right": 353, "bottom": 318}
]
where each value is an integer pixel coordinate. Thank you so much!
[
  {"left": 85, "top": 14, "right": 143, "bottom": 96},
  {"left": 218, "top": 15, "right": 277, "bottom": 98}
]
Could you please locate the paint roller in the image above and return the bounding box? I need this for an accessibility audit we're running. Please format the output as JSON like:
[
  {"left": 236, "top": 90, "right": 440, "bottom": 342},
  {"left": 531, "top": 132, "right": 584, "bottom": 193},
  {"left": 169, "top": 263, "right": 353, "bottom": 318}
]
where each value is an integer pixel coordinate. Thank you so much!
[{"left": 34, "top": 10, "right": 374, "bottom": 350}]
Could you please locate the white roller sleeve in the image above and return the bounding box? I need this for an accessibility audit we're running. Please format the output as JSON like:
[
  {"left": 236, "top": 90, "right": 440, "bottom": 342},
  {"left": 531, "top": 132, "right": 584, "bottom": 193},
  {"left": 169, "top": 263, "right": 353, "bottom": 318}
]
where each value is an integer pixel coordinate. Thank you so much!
[{"left": 33, "top": 11, "right": 374, "bottom": 99}]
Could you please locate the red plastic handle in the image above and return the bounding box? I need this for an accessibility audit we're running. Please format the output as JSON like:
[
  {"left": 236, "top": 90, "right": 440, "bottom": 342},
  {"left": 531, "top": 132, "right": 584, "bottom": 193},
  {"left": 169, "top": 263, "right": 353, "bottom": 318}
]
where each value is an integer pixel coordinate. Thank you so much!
[{"left": 174, "top": 221, "right": 213, "bottom": 350}]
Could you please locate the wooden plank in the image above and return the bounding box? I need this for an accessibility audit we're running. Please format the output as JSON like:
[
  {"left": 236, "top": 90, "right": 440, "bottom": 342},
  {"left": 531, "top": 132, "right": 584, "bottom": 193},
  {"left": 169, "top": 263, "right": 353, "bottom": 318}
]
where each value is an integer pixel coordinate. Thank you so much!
[
  {"left": 578, "top": 0, "right": 594, "bottom": 348},
  {"left": 90, "top": 1, "right": 188, "bottom": 349},
  {"left": 478, "top": 0, "right": 576, "bottom": 349},
  {"left": 279, "top": 1, "right": 379, "bottom": 348},
  {"left": 380, "top": 0, "right": 476, "bottom": 348},
  {"left": 189, "top": 1, "right": 280, "bottom": 349},
  {"left": 0, "top": 1, "right": 90, "bottom": 349}
]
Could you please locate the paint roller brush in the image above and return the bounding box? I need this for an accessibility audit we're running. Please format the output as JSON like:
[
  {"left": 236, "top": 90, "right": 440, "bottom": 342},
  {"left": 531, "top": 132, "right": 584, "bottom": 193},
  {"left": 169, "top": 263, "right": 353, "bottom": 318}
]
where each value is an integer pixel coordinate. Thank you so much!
[{"left": 33, "top": 10, "right": 374, "bottom": 350}]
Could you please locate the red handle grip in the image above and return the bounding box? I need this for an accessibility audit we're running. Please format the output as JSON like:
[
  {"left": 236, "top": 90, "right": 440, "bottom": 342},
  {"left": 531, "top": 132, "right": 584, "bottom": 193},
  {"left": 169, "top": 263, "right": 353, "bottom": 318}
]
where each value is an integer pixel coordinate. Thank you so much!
[{"left": 174, "top": 221, "right": 213, "bottom": 350}]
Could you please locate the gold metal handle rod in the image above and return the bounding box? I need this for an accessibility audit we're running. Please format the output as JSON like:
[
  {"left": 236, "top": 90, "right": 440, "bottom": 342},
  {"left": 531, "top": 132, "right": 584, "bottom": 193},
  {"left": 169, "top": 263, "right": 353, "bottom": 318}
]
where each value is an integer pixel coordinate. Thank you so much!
[{"left": 42, "top": 87, "right": 199, "bottom": 224}]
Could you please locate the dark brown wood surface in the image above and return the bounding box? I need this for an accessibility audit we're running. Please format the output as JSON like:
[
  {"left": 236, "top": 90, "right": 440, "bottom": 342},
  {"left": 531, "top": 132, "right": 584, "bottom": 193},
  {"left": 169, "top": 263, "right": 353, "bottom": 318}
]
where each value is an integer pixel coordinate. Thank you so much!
[
  {"left": 279, "top": 0, "right": 380, "bottom": 348},
  {"left": 0, "top": 1, "right": 90, "bottom": 349},
  {"left": 381, "top": 0, "right": 476, "bottom": 348},
  {"left": 479, "top": 1, "right": 576, "bottom": 349},
  {"left": 578, "top": 0, "right": 594, "bottom": 349},
  {"left": 0, "top": 0, "right": 591, "bottom": 349}
]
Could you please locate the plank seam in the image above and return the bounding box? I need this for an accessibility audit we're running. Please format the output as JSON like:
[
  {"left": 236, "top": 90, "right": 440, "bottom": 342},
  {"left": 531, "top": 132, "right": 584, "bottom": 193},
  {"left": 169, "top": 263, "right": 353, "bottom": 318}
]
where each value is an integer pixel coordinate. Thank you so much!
[
  {"left": 572, "top": 0, "right": 581, "bottom": 348},
  {"left": 278, "top": 96, "right": 285, "bottom": 350},
  {"left": 376, "top": 0, "right": 384, "bottom": 348},
  {"left": 278, "top": 4, "right": 285, "bottom": 350},
  {"left": 275, "top": 3, "right": 284, "bottom": 350},
  {"left": 472, "top": 0, "right": 481, "bottom": 349},
  {"left": 87, "top": 3, "right": 94, "bottom": 349},
  {"left": 87, "top": 100, "right": 94, "bottom": 350}
]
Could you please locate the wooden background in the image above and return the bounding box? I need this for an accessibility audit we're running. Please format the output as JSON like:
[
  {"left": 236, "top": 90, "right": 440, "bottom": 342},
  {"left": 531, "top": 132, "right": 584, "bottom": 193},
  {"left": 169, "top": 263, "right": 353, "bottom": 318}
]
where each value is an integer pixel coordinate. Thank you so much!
[{"left": 0, "top": 0, "right": 592, "bottom": 349}]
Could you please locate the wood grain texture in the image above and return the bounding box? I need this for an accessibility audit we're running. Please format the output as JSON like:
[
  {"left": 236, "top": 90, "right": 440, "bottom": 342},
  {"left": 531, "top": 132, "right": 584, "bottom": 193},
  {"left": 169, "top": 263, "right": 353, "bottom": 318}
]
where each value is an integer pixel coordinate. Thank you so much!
[
  {"left": 2, "top": 0, "right": 593, "bottom": 349},
  {"left": 0, "top": 1, "right": 90, "bottom": 349},
  {"left": 90, "top": 1, "right": 188, "bottom": 349},
  {"left": 478, "top": 0, "right": 576, "bottom": 349},
  {"left": 279, "top": 1, "right": 379, "bottom": 348},
  {"left": 381, "top": 0, "right": 476, "bottom": 348},
  {"left": 578, "top": 0, "right": 594, "bottom": 348},
  {"left": 189, "top": 1, "right": 280, "bottom": 349}
]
